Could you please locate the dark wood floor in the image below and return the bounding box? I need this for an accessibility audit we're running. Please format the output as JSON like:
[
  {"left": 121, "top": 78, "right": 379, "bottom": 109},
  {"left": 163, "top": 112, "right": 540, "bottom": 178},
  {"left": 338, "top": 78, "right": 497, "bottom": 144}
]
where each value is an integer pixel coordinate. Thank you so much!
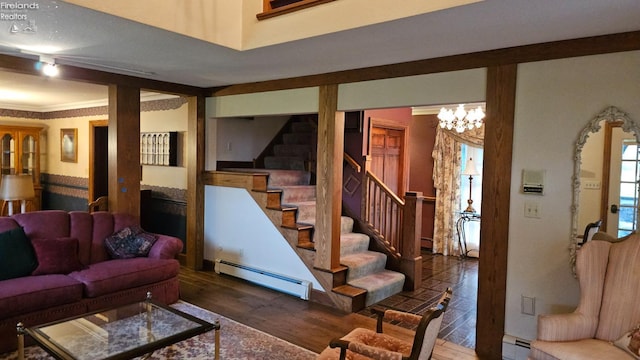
[
  {"left": 358, "top": 252, "right": 479, "bottom": 349},
  {"left": 178, "top": 251, "right": 478, "bottom": 359}
]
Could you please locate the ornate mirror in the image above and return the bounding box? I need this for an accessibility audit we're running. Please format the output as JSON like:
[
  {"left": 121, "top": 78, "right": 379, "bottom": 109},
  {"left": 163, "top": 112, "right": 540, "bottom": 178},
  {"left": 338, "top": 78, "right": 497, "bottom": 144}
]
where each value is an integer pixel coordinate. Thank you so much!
[{"left": 571, "top": 106, "right": 640, "bottom": 272}]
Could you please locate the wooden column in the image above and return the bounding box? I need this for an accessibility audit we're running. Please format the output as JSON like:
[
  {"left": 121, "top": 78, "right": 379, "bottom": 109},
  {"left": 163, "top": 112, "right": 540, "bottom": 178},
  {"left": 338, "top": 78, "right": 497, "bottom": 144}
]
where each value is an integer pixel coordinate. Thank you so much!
[
  {"left": 186, "top": 95, "right": 206, "bottom": 269},
  {"left": 400, "top": 191, "right": 423, "bottom": 291},
  {"left": 476, "top": 64, "right": 517, "bottom": 359},
  {"left": 108, "top": 84, "right": 141, "bottom": 217},
  {"left": 314, "top": 84, "right": 343, "bottom": 271}
]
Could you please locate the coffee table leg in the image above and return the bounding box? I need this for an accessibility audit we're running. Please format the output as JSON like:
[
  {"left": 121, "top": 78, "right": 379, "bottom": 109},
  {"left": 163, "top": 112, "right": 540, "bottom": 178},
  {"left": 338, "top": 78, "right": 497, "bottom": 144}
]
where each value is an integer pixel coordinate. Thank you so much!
[
  {"left": 17, "top": 322, "right": 24, "bottom": 360},
  {"left": 214, "top": 320, "right": 220, "bottom": 360}
]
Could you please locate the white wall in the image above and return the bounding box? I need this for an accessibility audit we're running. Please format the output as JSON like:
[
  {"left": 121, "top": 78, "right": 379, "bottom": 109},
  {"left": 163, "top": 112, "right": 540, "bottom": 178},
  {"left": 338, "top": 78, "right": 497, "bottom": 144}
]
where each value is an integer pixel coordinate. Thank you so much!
[
  {"left": 338, "top": 68, "right": 486, "bottom": 110},
  {"left": 215, "top": 116, "right": 288, "bottom": 163},
  {"left": 39, "top": 102, "right": 189, "bottom": 190},
  {"left": 206, "top": 87, "right": 319, "bottom": 118},
  {"left": 140, "top": 103, "right": 188, "bottom": 189},
  {"left": 506, "top": 50, "right": 640, "bottom": 341},
  {"left": 40, "top": 115, "right": 105, "bottom": 177},
  {"left": 204, "top": 185, "right": 323, "bottom": 291}
]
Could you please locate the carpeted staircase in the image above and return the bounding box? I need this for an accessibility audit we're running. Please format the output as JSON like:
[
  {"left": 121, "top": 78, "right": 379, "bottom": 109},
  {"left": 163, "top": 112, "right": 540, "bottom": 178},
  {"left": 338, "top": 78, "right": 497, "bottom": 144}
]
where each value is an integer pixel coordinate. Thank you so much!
[{"left": 255, "top": 117, "right": 406, "bottom": 307}]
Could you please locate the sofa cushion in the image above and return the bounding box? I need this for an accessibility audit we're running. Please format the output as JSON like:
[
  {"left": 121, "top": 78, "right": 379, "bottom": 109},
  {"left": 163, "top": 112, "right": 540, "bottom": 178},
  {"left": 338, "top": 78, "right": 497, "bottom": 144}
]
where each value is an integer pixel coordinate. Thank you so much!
[
  {"left": 69, "top": 211, "right": 96, "bottom": 266},
  {"left": 104, "top": 225, "right": 157, "bottom": 259},
  {"left": 13, "top": 210, "right": 70, "bottom": 239},
  {"left": 0, "top": 227, "right": 37, "bottom": 280},
  {"left": 68, "top": 258, "right": 179, "bottom": 298},
  {"left": 31, "top": 237, "right": 84, "bottom": 275},
  {"left": 0, "top": 274, "right": 84, "bottom": 318},
  {"left": 531, "top": 338, "right": 634, "bottom": 360}
]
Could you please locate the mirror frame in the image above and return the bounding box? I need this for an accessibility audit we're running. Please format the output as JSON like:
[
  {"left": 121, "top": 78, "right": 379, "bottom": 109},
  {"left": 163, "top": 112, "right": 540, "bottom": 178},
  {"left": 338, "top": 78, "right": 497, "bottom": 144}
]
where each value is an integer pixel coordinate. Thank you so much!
[{"left": 571, "top": 106, "right": 640, "bottom": 273}]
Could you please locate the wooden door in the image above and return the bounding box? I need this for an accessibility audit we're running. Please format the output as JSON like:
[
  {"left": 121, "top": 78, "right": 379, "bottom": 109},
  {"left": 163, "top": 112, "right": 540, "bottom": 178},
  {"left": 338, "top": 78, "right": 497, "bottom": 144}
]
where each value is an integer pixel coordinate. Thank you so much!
[
  {"left": 370, "top": 126, "right": 405, "bottom": 195},
  {"left": 89, "top": 120, "right": 109, "bottom": 203}
]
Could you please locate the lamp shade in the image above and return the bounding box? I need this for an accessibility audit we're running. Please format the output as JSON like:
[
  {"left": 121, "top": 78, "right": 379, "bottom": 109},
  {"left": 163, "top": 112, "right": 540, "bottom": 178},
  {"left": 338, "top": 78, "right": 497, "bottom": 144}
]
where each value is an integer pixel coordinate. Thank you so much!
[
  {"left": 462, "top": 157, "right": 479, "bottom": 176},
  {"left": 0, "top": 174, "right": 35, "bottom": 200}
]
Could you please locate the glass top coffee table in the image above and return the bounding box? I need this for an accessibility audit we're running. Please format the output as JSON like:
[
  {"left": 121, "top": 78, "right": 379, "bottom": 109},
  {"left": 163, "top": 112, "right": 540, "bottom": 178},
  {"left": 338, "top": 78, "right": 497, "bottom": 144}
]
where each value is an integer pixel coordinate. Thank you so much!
[{"left": 17, "top": 293, "right": 220, "bottom": 360}]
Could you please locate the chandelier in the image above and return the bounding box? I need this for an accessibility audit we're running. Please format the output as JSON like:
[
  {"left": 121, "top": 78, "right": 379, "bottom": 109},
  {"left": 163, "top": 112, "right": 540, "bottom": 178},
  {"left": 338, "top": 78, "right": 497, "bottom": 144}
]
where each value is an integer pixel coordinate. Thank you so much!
[{"left": 437, "top": 104, "right": 485, "bottom": 133}]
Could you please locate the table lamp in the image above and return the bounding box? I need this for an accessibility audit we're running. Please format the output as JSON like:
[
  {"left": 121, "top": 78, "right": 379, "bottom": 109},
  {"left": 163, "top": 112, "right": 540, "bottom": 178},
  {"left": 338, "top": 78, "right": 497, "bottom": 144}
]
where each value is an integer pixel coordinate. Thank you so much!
[
  {"left": 462, "top": 157, "right": 479, "bottom": 213},
  {"left": 0, "top": 174, "right": 35, "bottom": 215}
]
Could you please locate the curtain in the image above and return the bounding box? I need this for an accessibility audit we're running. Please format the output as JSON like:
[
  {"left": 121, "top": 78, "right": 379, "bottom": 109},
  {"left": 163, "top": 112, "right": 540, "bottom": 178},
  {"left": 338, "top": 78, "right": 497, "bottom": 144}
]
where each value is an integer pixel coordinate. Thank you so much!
[{"left": 432, "top": 126, "right": 484, "bottom": 256}]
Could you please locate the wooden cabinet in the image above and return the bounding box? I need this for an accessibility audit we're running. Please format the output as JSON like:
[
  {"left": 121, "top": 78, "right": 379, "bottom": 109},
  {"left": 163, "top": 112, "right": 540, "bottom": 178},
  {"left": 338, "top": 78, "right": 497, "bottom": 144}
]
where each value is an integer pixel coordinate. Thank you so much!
[{"left": 0, "top": 125, "right": 43, "bottom": 212}]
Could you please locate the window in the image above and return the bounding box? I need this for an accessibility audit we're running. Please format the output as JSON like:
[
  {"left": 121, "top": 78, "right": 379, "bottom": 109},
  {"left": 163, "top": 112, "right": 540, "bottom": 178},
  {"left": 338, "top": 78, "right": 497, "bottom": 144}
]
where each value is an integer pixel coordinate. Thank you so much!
[
  {"left": 617, "top": 140, "right": 640, "bottom": 237},
  {"left": 460, "top": 144, "right": 483, "bottom": 256}
]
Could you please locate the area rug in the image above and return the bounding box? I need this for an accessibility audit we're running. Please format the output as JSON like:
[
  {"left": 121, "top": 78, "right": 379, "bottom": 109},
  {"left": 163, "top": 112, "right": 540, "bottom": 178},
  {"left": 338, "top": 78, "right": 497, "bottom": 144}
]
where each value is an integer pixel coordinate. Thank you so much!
[{"left": 0, "top": 301, "right": 317, "bottom": 360}]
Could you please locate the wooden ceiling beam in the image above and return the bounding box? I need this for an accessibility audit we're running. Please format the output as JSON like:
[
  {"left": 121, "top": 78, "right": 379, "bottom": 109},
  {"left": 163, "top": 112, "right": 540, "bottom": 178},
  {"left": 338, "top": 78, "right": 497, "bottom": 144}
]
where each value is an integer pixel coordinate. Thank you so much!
[{"left": 210, "top": 30, "right": 640, "bottom": 96}]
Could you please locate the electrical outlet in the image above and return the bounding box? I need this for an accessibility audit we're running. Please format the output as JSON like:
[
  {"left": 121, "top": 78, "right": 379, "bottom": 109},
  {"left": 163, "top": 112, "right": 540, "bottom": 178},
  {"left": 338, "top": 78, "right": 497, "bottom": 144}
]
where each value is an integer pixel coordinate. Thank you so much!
[{"left": 524, "top": 201, "right": 541, "bottom": 218}]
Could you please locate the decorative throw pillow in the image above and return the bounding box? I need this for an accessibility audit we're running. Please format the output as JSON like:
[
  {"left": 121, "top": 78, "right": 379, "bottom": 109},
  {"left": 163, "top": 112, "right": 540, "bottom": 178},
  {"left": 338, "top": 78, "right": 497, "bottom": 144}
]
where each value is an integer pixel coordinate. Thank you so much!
[
  {"left": 614, "top": 324, "right": 640, "bottom": 359},
  {"left": 31, "top": 237, "right": 84, "bottom": 275},
  {"left": 104, "top": 225, "right": 157, "bottom": 259},
  {"left": 0, "top": 227, "right": 38, "bottom": 280}
]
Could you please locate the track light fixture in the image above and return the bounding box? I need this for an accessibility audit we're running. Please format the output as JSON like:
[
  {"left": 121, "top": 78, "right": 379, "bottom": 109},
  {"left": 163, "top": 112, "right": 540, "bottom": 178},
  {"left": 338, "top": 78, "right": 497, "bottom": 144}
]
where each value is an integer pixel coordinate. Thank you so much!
[{"left": 38, "top": 55, "right": 59, "bottom": 77}]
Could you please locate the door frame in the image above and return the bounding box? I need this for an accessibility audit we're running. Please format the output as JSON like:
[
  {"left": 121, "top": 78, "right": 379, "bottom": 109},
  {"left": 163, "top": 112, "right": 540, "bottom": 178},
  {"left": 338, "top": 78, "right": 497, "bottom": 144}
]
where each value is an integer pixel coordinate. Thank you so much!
[
  {"left": 88, "top": 119, "right": 108, "bottom": 202},
  {"left": 600, "top": 121, "right": 623, "bottom": 232}
]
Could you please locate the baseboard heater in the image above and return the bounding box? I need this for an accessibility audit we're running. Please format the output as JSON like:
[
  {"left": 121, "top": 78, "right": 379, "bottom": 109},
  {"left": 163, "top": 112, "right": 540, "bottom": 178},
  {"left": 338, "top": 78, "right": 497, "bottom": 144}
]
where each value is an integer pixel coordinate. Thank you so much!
[
  {"left": 214, "top": 259, "right": 311, "bottom": 300},
  {"left": 503, "top": 334, "right": 531, "bottom": 349}
]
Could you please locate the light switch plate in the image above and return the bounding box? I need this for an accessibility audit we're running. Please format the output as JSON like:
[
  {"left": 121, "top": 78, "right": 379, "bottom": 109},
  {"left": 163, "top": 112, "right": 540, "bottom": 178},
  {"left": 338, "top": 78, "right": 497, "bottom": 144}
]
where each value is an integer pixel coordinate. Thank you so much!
[{"left": 521, "top": 295, "right": 536, "bottom": 315}]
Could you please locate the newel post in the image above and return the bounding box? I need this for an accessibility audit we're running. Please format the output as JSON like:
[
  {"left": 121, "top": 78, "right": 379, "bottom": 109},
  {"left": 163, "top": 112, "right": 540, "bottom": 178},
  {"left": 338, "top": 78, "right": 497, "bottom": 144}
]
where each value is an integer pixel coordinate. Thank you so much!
[{"left": 401, "top": 191, "right": 423, "bottom": 291}]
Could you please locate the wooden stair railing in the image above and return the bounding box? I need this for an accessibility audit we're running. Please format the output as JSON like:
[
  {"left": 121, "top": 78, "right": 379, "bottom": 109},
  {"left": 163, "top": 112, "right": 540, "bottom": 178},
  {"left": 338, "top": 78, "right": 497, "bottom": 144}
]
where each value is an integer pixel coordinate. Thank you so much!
[
  {"left": 362, "top": 170, "right": 403, "bottom": 258},
  {"left": 358, "top": 168, "right": 424, "bottom": 291}
]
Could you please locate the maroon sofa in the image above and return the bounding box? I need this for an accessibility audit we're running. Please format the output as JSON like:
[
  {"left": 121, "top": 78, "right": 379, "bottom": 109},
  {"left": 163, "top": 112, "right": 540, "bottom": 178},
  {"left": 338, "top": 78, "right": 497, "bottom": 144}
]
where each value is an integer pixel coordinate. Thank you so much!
[{"left": 0, "top": 210, "right": 183, "bottom": 354}]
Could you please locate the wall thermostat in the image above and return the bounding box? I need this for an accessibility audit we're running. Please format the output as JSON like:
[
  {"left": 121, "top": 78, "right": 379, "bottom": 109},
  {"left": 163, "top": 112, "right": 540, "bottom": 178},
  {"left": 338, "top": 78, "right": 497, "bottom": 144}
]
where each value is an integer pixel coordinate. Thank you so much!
[{"left": 522, "top": 169, "right": 545, "bottom": 195}]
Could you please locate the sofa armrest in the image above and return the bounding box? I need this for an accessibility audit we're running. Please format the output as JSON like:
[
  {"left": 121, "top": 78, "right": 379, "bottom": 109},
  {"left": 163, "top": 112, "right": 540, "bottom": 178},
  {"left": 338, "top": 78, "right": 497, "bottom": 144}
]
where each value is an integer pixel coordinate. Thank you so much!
[
  {"left": 537, "top": 312, "right": 598, "bottom": 342},
  {"left": 147, "top": 234, "right": 183, "bottom": 259}
]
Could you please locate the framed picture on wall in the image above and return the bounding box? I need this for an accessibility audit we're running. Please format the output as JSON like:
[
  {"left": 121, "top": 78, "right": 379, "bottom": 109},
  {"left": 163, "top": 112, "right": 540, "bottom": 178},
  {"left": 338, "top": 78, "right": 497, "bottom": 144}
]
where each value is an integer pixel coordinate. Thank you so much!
[{"left": 60, "top": 128, "right": 78, "bottom": 163}]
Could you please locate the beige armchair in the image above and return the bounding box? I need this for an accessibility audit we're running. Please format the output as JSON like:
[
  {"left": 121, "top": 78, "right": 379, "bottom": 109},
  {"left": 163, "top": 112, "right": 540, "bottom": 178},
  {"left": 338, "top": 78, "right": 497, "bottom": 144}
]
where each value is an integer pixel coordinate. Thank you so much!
[
  {"left": 317, "top": 288, "right": 452, "bottom": 360},
  {"left": 529, "top": 234, "right": 640, "bottom": 360}
]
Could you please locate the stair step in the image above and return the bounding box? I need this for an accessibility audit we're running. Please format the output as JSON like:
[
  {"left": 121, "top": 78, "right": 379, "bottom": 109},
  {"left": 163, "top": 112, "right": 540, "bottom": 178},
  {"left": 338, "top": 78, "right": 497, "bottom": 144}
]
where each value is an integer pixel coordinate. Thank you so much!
[
  {"left": 274, "top": 144, "right": 311, "bottom": 157},
  {"left": 332, "top": 284, "right": 367, "bottom": 312},
  {"left": 264, "top": 156, "right": 306, "bottom": 170},
  {"left": 263, "top": 169, "right": 311, "bottom": 186},
  {"left": 286, "top": 200, "right": 316, "bottom": 224},
  {"left": 297, "top": 241, "right": 315, "bottom": 251},
  {"left": 277, "top": 185, "right": 316, "bottom": 203},
  {"left": 291, "top": 121, "right": 315, "bottom": 133},
  {"left": 348, "top": 270, "right": 406, "bottom": 307},
  {"left": 341, "top": 217, "right": 354, "bottom": 234},
  {"left": 340, "top": 232, "right": 370, "bottom": 256},
  {"left": 340, "top": 251, "right": 387, "bottom": 281},
  {"left": 283, "top": 133, "right": 312, "bottom": 144}
]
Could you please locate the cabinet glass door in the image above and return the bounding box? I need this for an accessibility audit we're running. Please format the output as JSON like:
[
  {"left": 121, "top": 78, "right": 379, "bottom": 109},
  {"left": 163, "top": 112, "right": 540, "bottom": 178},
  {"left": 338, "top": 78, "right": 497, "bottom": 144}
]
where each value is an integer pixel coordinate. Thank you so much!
[
  {"left": 1, "top": 133, "right": 15, "bottom": 175},
  {"left": 21, "top": 134, "right": 36, "bottom": 176}
]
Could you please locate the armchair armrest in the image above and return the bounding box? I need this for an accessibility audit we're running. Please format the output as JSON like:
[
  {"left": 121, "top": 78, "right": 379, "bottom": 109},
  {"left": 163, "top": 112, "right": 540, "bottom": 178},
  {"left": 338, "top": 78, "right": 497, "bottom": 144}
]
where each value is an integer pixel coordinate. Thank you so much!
[
  {"left": 537, "top": 312, "right": 598, "bottom": 342},
  {"left": 330, "top": 338, "right": 403, "bottom": 360},
  {"left": 147, "top": 234, "right": 184, "bottom": 259}
]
